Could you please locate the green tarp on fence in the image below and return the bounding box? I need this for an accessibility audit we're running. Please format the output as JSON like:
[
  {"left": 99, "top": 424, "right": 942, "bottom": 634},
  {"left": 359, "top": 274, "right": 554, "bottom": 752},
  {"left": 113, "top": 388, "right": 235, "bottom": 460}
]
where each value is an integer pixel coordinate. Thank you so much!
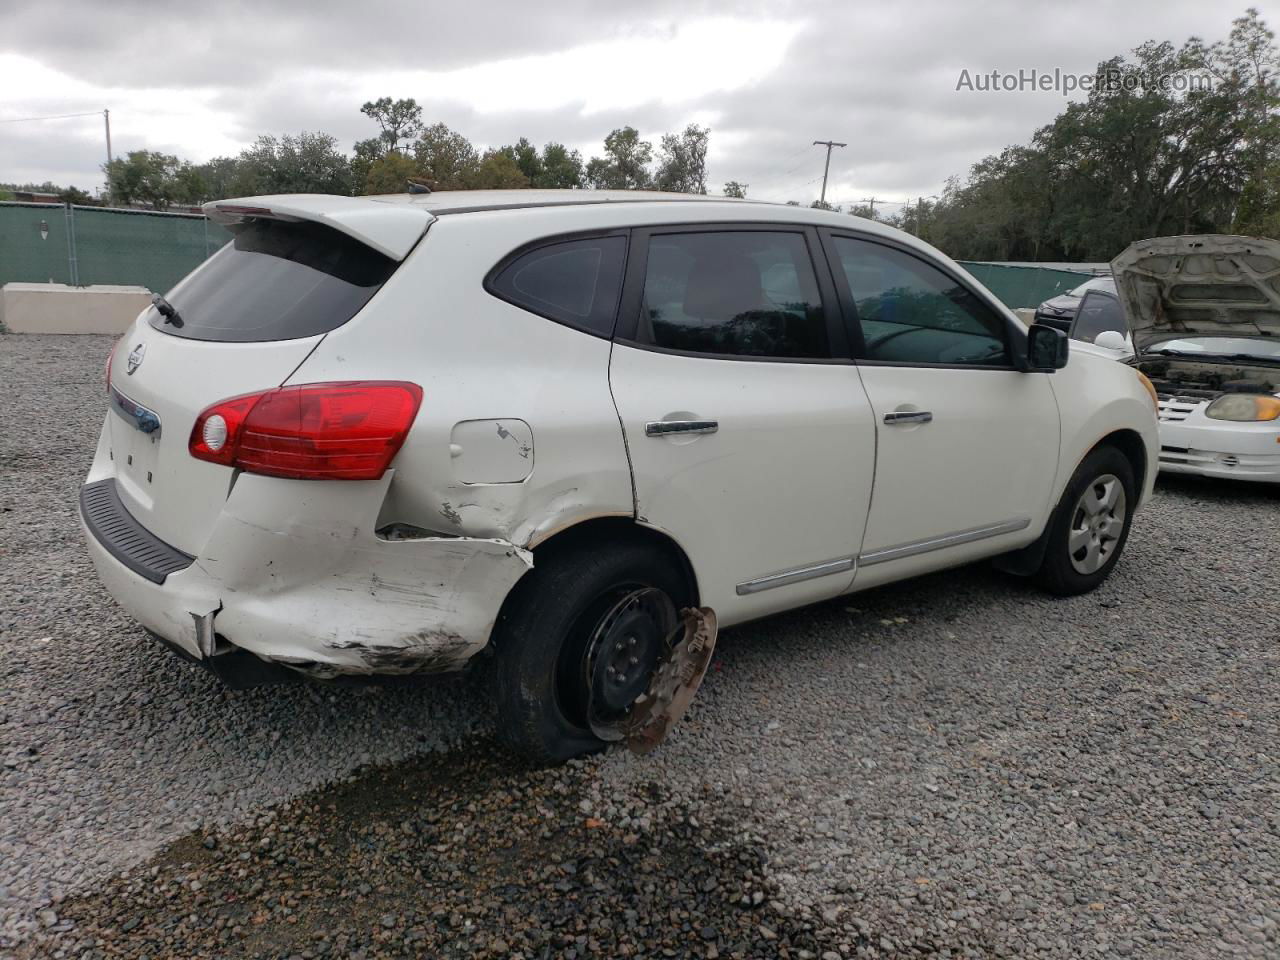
[
  {"left": 956, "top": 261, "right": 1096, "bottom": 309},
  {"left": 2, "top": 202, "right": 1097, "bottom": 310},
  {"left": 0, "top": 202, "right": 232, "bottom": 294},
  {"left": 0, "top": 203, "right": 76, "bottom": 285}
]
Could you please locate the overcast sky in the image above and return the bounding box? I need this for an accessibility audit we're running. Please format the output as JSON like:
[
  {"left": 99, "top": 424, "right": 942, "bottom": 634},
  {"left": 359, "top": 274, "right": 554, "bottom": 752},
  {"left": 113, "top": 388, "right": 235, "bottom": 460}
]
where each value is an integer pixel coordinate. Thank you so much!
[{"left": 2, "top": 1, "right": 1276, "bottom": 210}]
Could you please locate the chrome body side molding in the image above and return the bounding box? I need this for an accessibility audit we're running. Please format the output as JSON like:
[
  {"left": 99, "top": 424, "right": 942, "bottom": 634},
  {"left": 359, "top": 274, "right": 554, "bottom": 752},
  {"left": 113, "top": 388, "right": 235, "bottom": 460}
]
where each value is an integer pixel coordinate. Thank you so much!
[
  {"left": 858, "top": 517, "right": 1032, "bottom": 567},
  {"left": 735, "top": 556, "right": 856, "bottom": 596}
]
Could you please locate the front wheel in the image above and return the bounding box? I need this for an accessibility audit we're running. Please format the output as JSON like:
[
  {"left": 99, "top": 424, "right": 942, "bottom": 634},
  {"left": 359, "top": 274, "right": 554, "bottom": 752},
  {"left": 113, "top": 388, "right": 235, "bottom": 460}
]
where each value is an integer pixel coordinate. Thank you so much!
[
  {"left": 1034, "top": 445, "right": 1136, "bottom": 596},
  {"left": 489, "top": 539, "right": 690, "bottom": 765}
]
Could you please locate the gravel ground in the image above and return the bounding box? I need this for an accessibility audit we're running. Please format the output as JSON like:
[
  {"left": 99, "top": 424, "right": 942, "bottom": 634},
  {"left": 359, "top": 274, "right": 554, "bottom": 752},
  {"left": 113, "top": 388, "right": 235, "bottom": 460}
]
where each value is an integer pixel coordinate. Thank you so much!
[
  {"left": 0, "top": 336, "right": 490, "bottom": 948},
  {"left": 3, "top": 333, "right": 1279, "bottom": 958}
]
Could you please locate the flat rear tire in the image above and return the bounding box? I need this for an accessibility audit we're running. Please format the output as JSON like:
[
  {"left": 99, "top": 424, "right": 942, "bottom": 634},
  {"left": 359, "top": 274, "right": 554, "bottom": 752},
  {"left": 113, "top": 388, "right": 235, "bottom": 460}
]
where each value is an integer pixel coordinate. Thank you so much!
[{"left": 489, "top": 540, "right": 689, "bottom": 765}]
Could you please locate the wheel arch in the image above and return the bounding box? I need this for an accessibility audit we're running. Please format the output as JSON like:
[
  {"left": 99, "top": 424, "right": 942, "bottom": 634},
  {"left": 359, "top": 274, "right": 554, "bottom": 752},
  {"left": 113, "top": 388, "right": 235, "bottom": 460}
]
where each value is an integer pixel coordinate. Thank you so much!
[
  {"left": 995, "top": 428, "right": 1147, "bottom": 578},
  {"left": 1087, "top": 428, "right": 1148, "bottom": 496},
  {"left": 529, "top": 516, "right": 701, "bottom": 608}
]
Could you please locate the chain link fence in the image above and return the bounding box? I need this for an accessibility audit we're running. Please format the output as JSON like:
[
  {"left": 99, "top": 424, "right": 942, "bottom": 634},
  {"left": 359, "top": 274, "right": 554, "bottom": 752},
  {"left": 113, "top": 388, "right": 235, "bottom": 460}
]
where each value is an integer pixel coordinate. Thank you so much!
[{"left": 0, "top": 202, "right": 232, "bottom": 293}]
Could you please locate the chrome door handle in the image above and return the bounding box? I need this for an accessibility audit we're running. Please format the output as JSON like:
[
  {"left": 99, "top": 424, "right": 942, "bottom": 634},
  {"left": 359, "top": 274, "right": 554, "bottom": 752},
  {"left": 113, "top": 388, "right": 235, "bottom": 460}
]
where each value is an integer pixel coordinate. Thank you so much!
[
  {"left": 883, "top": 410, "right": 933, "bottom": 425},
  {"left": 645, "top": 419, "right": 719, "bottom": 437}
]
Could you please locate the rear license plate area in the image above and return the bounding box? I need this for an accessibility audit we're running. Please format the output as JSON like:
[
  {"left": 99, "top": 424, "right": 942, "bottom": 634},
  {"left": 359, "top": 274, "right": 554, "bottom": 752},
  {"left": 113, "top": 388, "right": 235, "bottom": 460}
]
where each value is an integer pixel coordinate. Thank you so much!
[{"left": 108, "top": 386, "right": 164, "bottom": 497}]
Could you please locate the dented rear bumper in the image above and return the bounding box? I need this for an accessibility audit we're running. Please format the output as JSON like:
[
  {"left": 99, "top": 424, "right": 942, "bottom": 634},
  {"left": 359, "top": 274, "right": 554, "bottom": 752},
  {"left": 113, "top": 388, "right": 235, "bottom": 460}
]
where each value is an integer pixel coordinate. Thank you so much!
[{"left": 80, "top": 467, "right": 533, "bottom": 681}]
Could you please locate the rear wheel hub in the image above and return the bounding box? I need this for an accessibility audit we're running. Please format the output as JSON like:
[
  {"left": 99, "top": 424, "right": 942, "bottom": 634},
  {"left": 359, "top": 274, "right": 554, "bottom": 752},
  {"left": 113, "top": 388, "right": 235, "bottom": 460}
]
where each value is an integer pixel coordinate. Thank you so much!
[{"left": 582, "top": 588, "right": 676, "bottom": 723}]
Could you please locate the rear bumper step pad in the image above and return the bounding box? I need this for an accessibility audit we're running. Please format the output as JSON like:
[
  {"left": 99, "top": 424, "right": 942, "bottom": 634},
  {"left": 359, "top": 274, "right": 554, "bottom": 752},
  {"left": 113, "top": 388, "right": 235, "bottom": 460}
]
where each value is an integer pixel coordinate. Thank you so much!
[{"left": 80, "top": 478, "right": 194, "bottom": 584}]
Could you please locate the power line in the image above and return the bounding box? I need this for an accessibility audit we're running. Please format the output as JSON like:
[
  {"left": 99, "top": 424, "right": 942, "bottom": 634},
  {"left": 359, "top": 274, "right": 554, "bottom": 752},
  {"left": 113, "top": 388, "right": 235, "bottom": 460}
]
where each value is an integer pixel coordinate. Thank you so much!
[
  {"left": 0, "top": 110, "right": 103, "bottom": 124},
  {"left": 827, "top": 197, "right": 911, "bottom": 209},
  {"left": 3, "top": 108, "right": 115, "bottom": 202},
  {"left": 745, "top": 171, "right": 821, "bottom": 202},
  {"left": 762, "top": 142, "right": 815, "bottom": 170},
  {"left": 748, "top": 160, "right": 815, "bottom": 191},
  {"left": 751, "top": 175, "right": 823, "bottom": 204},
  {"left": 741, "top": 143, "right": 828, "bottom": 192}
]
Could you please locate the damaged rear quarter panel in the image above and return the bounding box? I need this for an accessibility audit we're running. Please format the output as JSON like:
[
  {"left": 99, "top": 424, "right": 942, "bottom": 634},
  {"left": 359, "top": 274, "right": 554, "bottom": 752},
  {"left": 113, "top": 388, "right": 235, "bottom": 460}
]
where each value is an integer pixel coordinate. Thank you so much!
[
  {"left": 279, "top": 213, "right": 636, "bottom": 550},
  {"left": 201, "top": 472, "right": 533, "bottom": 675}
]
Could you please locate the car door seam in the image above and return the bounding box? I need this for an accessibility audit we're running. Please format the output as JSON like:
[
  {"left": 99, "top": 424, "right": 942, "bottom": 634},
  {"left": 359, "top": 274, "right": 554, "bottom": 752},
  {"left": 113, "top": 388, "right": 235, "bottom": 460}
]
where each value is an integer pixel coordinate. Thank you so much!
[{"left": 606, "top": 338, "right": 640, "bottom": 520}]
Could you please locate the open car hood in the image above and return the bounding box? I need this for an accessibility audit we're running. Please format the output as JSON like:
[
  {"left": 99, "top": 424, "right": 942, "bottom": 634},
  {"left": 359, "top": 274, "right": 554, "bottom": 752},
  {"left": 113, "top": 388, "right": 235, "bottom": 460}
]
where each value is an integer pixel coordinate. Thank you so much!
[{"left": 1111, "top": 235, "right": 1280, "bottom": 354}]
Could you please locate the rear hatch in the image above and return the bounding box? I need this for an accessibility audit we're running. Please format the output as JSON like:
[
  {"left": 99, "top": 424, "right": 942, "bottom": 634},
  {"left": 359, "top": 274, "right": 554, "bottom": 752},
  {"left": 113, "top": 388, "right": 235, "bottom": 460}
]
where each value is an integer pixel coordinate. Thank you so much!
[
  {"left": 1111, "top": 235, "right": 1280, "bottom": 354},
  {"left": 104, "top": 196, "right": 432, "bottom": 556}
]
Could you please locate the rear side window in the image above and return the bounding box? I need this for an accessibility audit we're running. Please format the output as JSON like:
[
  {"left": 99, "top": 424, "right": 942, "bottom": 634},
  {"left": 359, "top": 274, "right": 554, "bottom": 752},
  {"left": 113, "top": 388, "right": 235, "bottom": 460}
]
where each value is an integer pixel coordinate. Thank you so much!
[
  {"left": 1071, "top": 292, "right": 1128, "bottom": 343},
  {"left": 151, "top": 219, "right": 397, "bottom": 342},
  {"left": 489, "top": 235, "right": 627, "bottom": 337},
  {"left": 637, "top": 231, "right": 829, "bottom": 359}
]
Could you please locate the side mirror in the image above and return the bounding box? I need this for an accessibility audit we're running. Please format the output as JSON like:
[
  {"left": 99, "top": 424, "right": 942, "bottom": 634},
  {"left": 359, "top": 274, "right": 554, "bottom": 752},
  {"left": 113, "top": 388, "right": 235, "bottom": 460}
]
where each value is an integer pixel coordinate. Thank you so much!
[
  {"left": 1093, "top": 330, "right": 1128, "bottom": 351},
  {"left": 1027, "top": 323, "right": 1069, "bottom": 371}
]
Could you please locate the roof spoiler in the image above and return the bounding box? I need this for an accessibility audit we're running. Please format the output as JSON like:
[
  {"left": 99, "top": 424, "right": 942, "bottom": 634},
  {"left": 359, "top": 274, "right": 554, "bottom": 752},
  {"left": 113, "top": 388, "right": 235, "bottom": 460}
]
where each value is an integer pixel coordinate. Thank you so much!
[{"left": 203, "top": 194, "right": 434, "bottom": 261}]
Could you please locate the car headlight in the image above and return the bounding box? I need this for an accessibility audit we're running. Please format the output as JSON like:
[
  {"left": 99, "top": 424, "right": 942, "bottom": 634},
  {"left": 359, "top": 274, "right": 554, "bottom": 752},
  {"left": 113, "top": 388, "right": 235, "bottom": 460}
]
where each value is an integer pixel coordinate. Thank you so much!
[
  {"left": 1135, "top": 371, "right": 1159, "bottom": 413},
  {"left": 1205, "top": 394, "right": 1280, "bottom": 422}
]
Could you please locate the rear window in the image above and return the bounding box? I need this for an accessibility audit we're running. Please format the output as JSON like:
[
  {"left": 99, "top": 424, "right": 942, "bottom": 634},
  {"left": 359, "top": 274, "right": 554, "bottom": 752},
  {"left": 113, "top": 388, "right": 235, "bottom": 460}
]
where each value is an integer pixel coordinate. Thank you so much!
[{"left": 150, "top": 219, "right": 398, "bottom": 342}]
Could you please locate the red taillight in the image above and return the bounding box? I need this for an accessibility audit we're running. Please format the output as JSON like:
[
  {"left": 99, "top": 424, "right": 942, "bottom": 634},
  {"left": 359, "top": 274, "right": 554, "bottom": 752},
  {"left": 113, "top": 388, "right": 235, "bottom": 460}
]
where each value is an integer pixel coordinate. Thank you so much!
[
  {"left": 189, "top": 381, "right": 423, "bottom": 481},
  {"left": 188, "top": 391, "right": 263, "bottom": 468}
]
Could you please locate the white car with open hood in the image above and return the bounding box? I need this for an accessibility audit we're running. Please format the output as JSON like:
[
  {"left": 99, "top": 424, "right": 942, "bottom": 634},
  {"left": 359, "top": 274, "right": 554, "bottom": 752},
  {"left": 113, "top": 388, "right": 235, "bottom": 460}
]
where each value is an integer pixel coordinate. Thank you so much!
[
  {"left": 81, "top": 190, "right": 1159, "bottom": 762},
  {"left": 1103, "top": 235, "right": 1280, "bottom": 482}
]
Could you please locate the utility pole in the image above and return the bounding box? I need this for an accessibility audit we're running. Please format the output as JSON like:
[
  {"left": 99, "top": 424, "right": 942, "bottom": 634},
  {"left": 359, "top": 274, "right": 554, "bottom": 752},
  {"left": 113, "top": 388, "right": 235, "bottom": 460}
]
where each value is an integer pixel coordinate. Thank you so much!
[
  {"left": 103, "top": 108, "right": 113, "bottom": 204},
  {"left": 812, "top": 140, "right": 846, "bottom": 205},
  {"left": 857, "top": 197, "right": 883, "bottom": 218}
]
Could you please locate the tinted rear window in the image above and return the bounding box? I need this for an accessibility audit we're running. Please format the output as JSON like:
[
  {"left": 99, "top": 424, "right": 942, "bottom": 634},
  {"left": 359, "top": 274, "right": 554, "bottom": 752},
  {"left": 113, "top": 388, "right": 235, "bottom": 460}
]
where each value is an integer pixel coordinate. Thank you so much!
[
  {"left": 638, "top": 231, "right": 830, "bottom": 359},
  {"left": 488, "top": 235, "right": 626, "bottom": 337},
  {"left": 150, "top": 219, "right": 398, "bottom": 342}
]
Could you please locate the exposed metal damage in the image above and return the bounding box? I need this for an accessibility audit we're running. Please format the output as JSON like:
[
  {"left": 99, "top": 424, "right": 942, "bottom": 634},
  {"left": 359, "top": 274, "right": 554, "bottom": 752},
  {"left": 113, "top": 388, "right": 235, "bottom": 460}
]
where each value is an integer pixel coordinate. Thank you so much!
[
  {"left": 625, "top": 606, "right": 718, "bottom": 754},
  {"left": 104, "top": 471, "right": 539, "bottom": 681},
  {"left": 190, "top": 605, "right": 222, "bottom": 659},
  {"left": 585, "top": 606, "right": 719, "bottom": 754},
  {"left": 325, "top": 630, "right": 474, "bottom": 675}
]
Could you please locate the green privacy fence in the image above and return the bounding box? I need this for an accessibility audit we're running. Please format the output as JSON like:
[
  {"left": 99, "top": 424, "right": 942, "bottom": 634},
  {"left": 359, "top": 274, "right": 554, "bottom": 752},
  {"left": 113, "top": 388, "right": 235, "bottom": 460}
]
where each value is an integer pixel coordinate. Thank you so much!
[
  {"left": 1, "top": 202, "right": 1096, "bottom": 309},
  {"left": 0, "top": 202, "right": 233, "bottom": 293},
  {"left": 956, "top": 261, "right": 1098, "bottom": 309}
]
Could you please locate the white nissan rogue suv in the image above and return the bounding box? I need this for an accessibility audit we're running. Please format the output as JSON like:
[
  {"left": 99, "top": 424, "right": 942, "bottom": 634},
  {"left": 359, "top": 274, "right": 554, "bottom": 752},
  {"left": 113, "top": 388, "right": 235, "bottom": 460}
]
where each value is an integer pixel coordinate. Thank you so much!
[{"left": 82, "top": 190, "right": 1160, "bottom": 762}]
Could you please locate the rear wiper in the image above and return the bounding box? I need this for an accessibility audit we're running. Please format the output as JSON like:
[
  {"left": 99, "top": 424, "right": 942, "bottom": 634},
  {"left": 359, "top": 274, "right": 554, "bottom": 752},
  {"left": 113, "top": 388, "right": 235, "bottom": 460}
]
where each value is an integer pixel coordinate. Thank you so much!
[{"left": 151, "top": 293, "right": 184, "bottom": 328}]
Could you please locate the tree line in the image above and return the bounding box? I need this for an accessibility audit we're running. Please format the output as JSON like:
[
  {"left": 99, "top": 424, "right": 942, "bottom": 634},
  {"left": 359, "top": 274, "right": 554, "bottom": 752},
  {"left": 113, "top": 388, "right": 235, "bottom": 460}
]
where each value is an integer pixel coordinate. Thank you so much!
[
  {"left": 4, "top": 8, "right": 1275, "bottom": 264},
  {"left": 28, "top": 107, "right": 711, "bottom": 209},
  {"left": 893, "top": 7, "right": 1280, "bottom": 261}
]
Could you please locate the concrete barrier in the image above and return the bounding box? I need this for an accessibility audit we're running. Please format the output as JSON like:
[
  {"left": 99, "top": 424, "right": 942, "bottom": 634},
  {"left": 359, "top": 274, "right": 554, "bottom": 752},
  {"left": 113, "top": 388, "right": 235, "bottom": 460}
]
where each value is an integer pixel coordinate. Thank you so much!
[{"left": 1, "top": 283, "right": 150, "bottom": 335}]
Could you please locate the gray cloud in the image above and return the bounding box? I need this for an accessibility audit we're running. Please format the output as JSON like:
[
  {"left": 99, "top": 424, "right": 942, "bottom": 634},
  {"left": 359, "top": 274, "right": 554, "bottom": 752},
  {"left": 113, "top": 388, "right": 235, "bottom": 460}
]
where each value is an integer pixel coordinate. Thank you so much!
[
  {"left": 0, "top": 0, "right": 747, "bottom": 86},
  {"left": 2, "top": 0, "right": 1274, "bottom": 204},
  {"left": 3, "top": 123, "right": 113, "bottom": 189}
]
